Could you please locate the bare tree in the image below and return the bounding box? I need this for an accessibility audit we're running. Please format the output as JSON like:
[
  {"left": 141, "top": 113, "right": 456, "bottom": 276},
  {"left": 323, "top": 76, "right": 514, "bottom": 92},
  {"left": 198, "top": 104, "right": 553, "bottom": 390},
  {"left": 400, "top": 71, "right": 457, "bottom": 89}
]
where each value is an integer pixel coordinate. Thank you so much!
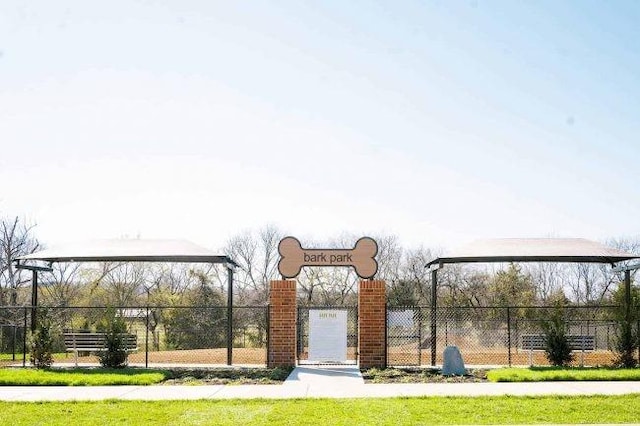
[
  {"left": 40, "top": 262, "right": 82, "bottom": 306},
  {"left": 0, "top": 216, "right": 40, "bottom": 305},
  {"left": 525, "top": 262, "right": 565, "bottom": 303},
  {"left": 84, "top": 262, "right": 147, "bottom": 306},
  {"left": 224, "top": 225, "right": 284, "bottom": 304}
]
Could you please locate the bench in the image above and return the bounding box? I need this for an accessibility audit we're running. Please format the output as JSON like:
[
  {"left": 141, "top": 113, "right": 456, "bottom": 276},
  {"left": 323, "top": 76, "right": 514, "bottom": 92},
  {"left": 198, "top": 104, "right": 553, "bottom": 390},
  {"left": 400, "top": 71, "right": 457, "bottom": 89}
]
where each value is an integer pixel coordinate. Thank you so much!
[
  {"left": 521, "top": 334, "right": 595, "bottom": 366},
  {"left": 64, "top": 332, "right": 138, "bottom": 366},
  {"left": 521, "top": 334, "right": 595, "bottom": 351}
]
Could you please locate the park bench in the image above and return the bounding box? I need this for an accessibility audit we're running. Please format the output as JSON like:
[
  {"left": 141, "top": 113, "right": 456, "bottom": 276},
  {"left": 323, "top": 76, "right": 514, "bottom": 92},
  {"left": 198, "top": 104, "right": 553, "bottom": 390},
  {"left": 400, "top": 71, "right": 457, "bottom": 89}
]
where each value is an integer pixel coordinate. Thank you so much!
[
  {"left": 63, "top": 332, "right": 138, "bottom": 366},
  {"left": 521, "top": 334, "right": 595, "bottom": 366}
]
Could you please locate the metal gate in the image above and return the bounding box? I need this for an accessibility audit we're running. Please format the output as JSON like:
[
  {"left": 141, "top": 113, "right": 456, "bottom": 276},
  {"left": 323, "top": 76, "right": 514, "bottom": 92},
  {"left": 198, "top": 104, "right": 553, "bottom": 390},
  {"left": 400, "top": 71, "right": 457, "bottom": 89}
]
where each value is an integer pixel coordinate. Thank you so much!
[
  {"left": 387, "top": 307, "right": 425, "bottom": 366},
  {"left": 297, "top": 306, "right": 358, "bottom": 365}
]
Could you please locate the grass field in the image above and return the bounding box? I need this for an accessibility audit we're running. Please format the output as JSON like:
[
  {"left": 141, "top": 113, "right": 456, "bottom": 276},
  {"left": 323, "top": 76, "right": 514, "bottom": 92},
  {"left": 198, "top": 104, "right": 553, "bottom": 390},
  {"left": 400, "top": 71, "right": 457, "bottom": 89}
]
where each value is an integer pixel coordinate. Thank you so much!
[
  {"left": 488, "top": 366, "right": 640, "bottom": 382},
  {"left": 1, "top": 395, "right": 640, "bottom": 425},
  {"left": 0, "top": 367, "right": 291, "bottom": 386},
  {"left": 0, "top": 368, "right": 169, "bottom": 386}
]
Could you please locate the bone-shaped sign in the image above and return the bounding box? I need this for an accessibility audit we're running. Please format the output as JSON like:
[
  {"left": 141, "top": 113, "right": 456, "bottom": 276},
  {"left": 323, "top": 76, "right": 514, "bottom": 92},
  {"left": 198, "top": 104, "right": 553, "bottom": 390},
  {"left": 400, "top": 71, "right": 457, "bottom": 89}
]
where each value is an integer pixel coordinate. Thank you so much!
[{"left": 278, "top": 236, "right": 378, "bottom": 279}]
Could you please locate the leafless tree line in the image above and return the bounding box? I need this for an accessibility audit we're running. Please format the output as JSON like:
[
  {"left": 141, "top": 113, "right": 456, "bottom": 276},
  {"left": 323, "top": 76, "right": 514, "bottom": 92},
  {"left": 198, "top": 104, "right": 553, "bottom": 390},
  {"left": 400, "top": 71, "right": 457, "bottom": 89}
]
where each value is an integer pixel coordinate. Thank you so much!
[{"left": 1, "top": 217, "right": 638, "bottom": 308}]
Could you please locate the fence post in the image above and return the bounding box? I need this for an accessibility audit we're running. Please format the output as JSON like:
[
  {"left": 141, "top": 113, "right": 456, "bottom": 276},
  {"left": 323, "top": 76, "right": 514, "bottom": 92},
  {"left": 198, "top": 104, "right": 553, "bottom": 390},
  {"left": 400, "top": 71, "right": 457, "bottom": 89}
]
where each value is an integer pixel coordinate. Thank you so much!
[
  {"left": 417, "top": 307, "right": 422, "bottom": 366},
  {"left": 227, "top": 267, "right": 234, "bottom": 366},
  {"left": 265, "top": 305, "right": 270, "bottom": 367},
  {"left": 384, "top": 304, "right": 388, "bottom": 368},
  {"left": 507, "top": 307, "right": 511, "bottom": 367},
  {"left": 145, "top": 306, "right": 150, "bottom": 369},
  {"left": 430, "top": 268, "right": 438, "bottom": 367},
  {"left": 22, "top": 307, "right": 27, "bottom": 367},
  {"left": 12, "top": 325, "right": 17, "bottom": 361}
]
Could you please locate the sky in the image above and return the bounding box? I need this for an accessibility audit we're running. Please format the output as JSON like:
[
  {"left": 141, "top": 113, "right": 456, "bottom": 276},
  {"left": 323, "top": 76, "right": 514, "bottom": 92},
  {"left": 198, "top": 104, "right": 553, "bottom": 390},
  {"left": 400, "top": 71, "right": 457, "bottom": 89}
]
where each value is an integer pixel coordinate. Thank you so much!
[{"left": 1, "top": 0, "right": 639, "bottom": 252}]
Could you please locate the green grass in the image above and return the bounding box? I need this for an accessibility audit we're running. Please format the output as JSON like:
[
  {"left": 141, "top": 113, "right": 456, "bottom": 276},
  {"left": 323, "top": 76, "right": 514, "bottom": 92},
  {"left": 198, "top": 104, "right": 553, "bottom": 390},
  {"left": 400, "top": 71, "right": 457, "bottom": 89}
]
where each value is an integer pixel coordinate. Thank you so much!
[
  {"left": 0, "top": 353, "right": 22, "bottom": 361},
  {"left": 1, "top": 395, "right": 640, "bottom": 425},
  {"left": 488, "top": 366, "right": 640, "bottom": 382},
  {"left": 0, "top": 368, "right": 169, "bottom": 386}
]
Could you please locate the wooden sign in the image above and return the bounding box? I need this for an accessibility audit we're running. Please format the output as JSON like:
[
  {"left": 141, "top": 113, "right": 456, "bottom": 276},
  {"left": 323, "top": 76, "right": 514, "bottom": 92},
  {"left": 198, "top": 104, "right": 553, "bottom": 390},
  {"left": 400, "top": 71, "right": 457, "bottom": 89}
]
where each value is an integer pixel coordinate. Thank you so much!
[{"left": 277, "top": 236, "right": 378, "bottom": 279}]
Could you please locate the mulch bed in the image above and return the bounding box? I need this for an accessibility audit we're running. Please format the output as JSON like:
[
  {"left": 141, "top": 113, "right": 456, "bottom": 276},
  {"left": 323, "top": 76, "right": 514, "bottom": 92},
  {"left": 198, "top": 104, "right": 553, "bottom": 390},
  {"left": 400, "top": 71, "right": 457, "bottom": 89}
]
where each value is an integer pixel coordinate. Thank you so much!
[
  {"left": 361, "top": 367, "right": 488, "bottom": 384},
  {"left": 160, "top": 367, "right": 293, "bottom": 385}
]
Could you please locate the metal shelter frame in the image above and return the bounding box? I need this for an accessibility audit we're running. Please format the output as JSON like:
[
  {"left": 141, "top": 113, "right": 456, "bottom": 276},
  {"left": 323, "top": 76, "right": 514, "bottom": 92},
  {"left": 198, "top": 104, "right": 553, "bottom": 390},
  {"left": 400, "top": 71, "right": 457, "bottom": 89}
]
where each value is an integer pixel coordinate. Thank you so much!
[
  {"left": 14, "top": 239, "right": 239, "bottom": 365},
  {"left": 425, "top": 238, "right": 639, "bottom": 366}
]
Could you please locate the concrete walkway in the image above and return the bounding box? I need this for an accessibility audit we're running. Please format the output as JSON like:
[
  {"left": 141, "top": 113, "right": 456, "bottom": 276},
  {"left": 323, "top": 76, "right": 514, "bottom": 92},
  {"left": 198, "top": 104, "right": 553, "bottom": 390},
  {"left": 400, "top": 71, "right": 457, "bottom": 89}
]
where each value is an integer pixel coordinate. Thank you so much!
[{"left": 1, "top": 365, "right": 640, "bottom": 401}]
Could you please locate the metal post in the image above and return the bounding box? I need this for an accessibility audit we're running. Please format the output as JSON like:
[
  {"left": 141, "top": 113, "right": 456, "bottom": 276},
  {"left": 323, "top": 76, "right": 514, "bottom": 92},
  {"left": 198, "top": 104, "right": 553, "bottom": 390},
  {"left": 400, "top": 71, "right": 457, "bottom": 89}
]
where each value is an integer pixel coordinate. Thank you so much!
[
  {"left": 430, "top": 268, "right": 438, "bottom": 367},
  {"left": 145, "top": 306, "right": 150, "bottom": 368},
  {"left": 12, "top": 325, "right": 17, "bottom": 361},
  {"left": 384, "top": 303, "right": 388, "bottom": 368},
  {"left": 625, "top": 270, "right": 632, "bottom": 326},
  {"left": 30, "top": 270, "right": 38, "bottom": 332},
  {"left": 637, "top": 318, "right": 640, "bottom": 365},
  {"left": 507, "top": 307, "right": 512, "bottom": 367},
  {"left": 22, "top": 307, "right": 27, "bottom": 367},
  {"left": 265, "top": 304, "right": 270, "bottom": 367},
  {"left": 418, "top": 308, "right": 422, "bottom": 366},
  {"left": 226, "top": 266, "right": 234, "bottom": 366}
]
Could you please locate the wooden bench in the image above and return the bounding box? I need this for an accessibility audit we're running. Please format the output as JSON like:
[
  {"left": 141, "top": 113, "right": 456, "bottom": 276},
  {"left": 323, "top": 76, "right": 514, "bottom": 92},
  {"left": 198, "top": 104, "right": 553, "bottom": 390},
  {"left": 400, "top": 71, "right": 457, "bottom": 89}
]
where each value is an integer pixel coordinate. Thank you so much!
[
  {"left": 64, "top": 332, "right": 138, "bottom": 366},
  {"left": 521, "top": 334, "right": 595, "bottom": 366}
]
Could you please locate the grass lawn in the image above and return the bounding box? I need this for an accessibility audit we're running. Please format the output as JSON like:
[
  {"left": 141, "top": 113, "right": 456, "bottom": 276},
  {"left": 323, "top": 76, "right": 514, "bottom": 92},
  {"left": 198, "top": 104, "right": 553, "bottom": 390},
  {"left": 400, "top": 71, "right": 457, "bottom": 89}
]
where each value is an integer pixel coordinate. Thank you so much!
[
  {"left": 488, "top": 366, "right": 640, "bottom": 382},
  {"left": 1, "top": 395, "right": 640, "bottom": 425},
  {"left": 0, "top": 368, "right": 169, "bottom": 386},
  {"left": 0, "top": 367, "right": 291, "bottom": 386}
]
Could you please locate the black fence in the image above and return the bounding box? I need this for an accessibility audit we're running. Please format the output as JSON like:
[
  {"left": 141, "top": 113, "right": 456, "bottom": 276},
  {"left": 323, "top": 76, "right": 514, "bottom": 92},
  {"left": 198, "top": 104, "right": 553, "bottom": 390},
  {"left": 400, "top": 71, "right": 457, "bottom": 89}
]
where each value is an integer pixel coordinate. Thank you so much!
[
  {"left": 0, "top": 305, "right": 268, "bottom": 367},
  {"left": 4, "top": 304, "right": 637, "bottom": 369},
  {"left": 387, "top": 305, "right": 639, "bottom": 367}
]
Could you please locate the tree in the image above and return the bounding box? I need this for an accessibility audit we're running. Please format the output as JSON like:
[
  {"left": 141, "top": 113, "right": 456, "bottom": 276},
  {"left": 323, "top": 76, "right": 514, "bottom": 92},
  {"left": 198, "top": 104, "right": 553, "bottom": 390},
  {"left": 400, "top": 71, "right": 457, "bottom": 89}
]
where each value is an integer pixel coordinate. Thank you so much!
[
  {"left": 387, "top": 280, "right": 420, "bottom": 306},
  {"left": 96, "top": 307, "right": 129, "bottom": 368},
  {"left": 0, "top": 216, "right": 40, "bottom": 305},
  {"left": 525, "top": 262, "right": 566, "bottom": 303},
  {"left": 224, "top": 225, "right": 283, "bottom": 304},
  {"left": 611, "top": 283, "right": 639, "bottom": 368},
  {"left": 164, "top": 271, "right": 226, "bottom": 349},
  {"left": 487, "top": 264, "right": 536, "bottom": 306},
  {"left": 40, "top": 262, "right": 82, "bottom": 306},
  {"left": 28, "top": 308, "right": 54, "bottom": 369},
  {"left": 541, "top": 303, "right": 574, "bottom": 366},
  {"left": 399, "top": 247, "right": 435, "bottom": 305}
]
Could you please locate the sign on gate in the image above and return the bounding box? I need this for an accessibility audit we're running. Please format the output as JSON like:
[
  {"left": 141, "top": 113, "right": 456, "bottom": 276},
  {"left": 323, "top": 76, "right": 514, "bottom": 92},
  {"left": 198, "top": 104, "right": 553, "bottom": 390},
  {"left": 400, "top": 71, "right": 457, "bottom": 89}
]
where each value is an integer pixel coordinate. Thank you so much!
[
  {"left": 388, "top": 309, "right": 414, "bottom": 329},
  {"left": 309, "top": 310, "right": 348, "bottom": 363}
]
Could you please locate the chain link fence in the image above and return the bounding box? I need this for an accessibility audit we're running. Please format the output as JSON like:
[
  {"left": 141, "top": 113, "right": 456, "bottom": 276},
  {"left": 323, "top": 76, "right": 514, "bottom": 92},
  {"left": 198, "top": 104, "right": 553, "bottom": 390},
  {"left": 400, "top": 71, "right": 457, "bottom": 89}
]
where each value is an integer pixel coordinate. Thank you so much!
[
  {"left": 0, "top": 305, "right": 268, "bottom": 367},
  {"left": 3, "top": 304, "right": 636, "bottom": 368},
  {"left": 387, "top": 305, "right": 634, "bottom": 367}
]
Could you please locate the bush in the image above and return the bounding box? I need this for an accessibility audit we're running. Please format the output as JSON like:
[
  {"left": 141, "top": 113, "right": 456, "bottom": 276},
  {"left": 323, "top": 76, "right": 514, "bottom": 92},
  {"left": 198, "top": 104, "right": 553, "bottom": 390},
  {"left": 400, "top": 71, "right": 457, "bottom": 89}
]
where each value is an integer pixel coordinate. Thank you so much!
[
  {"left": 96, "top": 308, "right": 129, "bottom": 368},
  {"left": 541, "top": 304, "right": 574, "bottom": 367},
  {"left": 28, "top": 309, "right": 54, "bottom": 369}
]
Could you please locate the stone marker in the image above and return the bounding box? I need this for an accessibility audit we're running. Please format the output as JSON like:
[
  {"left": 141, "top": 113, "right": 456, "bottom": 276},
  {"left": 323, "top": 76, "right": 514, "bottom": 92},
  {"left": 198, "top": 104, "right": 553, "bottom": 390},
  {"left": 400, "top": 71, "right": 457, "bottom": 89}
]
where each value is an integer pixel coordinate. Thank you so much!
[{"left": 442, "top": 345, "right": 466, "bottom": 376}]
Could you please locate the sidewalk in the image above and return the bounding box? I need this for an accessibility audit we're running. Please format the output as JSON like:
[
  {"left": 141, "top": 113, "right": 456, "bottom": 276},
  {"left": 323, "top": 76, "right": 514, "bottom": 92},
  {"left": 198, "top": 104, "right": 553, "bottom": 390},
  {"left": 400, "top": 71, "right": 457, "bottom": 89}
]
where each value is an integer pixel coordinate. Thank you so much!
[{"left": 1, "top": 365, "right": 640, "bottom": 401}]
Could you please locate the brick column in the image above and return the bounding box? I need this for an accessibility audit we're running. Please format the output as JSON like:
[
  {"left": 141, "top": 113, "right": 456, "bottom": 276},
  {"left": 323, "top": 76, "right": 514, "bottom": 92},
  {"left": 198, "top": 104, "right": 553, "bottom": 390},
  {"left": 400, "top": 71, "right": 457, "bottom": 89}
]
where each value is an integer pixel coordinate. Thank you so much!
[
  {"left": 268, "top": 280, "right": 297, "bottom": 368},
  {"left": 358, "top": 280, "right": 386, "bottom": 369}
]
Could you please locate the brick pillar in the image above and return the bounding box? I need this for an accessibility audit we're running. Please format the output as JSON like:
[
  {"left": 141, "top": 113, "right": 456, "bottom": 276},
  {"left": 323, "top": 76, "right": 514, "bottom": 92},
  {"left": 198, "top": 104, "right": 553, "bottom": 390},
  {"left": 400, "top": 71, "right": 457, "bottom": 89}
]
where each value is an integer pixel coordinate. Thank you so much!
[
  {"left": 358, "top": 280, "right": 386, "bottom": 369},
  {"left": 268, "top": 280, "right": 297, "bottom": 368}
]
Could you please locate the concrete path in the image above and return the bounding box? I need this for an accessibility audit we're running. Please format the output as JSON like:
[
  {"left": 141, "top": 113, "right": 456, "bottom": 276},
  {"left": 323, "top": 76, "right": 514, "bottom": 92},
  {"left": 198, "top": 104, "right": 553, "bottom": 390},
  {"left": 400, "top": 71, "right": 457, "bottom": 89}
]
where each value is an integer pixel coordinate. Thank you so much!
[
  {"left": 2, "top": 381, "right": 640, "bottom": 401},
  {"left": 1, "top": 365, "right": 640, "bottom": 401}
]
